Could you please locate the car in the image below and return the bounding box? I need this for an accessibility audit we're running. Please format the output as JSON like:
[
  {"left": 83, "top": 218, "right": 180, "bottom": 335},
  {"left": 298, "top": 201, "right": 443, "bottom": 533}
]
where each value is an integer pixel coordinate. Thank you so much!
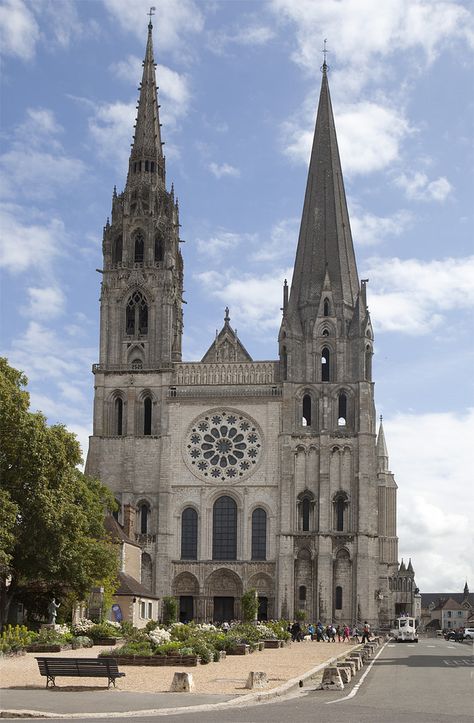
[{"left": 463, "top": 628, "right": 474, "bottom": 640}]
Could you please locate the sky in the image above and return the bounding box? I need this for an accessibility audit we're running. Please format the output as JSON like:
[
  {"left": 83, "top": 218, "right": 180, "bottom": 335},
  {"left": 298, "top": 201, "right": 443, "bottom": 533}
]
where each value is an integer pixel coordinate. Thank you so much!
[{"left": 1, "top": 0, "right": 473, "bottom": 594}]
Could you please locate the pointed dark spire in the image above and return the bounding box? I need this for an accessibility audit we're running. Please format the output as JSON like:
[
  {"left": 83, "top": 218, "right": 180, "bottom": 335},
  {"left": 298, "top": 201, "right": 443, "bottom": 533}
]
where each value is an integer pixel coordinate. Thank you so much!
[
  {"left": 407, "top": 559, "right": 414, "bottom": 574},
  {"left": 128, "top": 14, "right": 164, "bottom": 184},
  {"left": 463, "top": 581, "right": 469, "bottom": 598},
  {"left": 376, "top": 415, "right": 389, "bottom": 472},
  {"left": 287, "top": 60, "right": 359, "bottom": 321}
]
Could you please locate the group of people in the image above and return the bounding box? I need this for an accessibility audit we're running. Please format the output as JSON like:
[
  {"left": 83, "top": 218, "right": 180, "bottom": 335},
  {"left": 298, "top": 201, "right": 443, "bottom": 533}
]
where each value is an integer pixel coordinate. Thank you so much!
[{"left": 289, "top": 620, "right": 372, "bottom": 643}]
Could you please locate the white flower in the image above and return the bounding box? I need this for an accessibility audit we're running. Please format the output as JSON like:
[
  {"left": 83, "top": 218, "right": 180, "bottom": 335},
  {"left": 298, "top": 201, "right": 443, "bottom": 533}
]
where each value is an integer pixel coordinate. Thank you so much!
[
  {"left": 73, "top": 619, "right": 94, "bottom": 634},
  {"left": 148, "top": 627, "right": 171, "bottom": 645},
  {"left": 195, "top": 623, "right": 217, "bottom": 632}
]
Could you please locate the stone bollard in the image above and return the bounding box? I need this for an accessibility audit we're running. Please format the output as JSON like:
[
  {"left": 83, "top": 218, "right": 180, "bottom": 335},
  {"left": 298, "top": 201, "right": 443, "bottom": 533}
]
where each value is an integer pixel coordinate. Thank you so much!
[
  {"left": 170, "top": 672, "right": 195, "bottom": 692},
  {"left": 245, "top": 671, "right": 268, "bottom": 689},
  {"left": 349, "top": 653, "right": 363, "bottom": 670},
  {"left": 318, "top": 666, "right": 344, "bottom": 690},
  {"left": 336, "top": 663, "right": 352, "bottom": 683},
  {"left": 343, "top": 659, "right": 357, "bottom": 676}
]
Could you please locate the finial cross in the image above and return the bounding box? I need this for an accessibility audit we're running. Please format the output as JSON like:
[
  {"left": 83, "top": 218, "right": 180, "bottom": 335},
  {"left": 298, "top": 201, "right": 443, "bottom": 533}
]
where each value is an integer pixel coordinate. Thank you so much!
[
  {"left": 148, "top": 6, "right": 156, "bottom": 24},
  {"left": 322, "top": 39, "right": 328, "bottom": 66}
]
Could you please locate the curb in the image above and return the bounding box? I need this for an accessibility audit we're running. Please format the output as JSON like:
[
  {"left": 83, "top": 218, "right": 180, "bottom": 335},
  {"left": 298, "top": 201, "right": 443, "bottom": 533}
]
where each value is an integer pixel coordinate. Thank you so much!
[{"left": 0, "top": 643, "right": 361, "bottom": 719}]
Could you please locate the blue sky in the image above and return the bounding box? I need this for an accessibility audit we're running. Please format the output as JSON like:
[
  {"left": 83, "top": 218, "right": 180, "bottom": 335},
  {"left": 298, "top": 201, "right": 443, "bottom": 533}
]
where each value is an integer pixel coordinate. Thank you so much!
[{"left": 1, "top": 0, "right": 473, "bottom": 593}]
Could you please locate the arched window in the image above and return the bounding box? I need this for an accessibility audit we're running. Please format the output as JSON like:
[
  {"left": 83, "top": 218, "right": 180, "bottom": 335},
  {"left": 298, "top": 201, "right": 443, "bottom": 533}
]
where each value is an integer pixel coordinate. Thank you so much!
[
  {"left": 365, "top": 345, "right": 372, "bottom": 381},
  {"left": 115, "top": 397, "right": 123, "bottom": 436},
  {"left": 335, "top": 586, "right": 343, "bottom": 609},
  {"left": 131, "top": 359, "right": 143, "bottom": 370},
  {"left": 126, "top": 291, "right": 148, "bottom": 336},
  {"left": 134, "top": 232, "right": 144, "bottom": 263},
  {"left": 321, "top": 347, "right": 330, "bottom": 381},
  {"left": 302, "top": 394, "right": 312, "bottom": 427},
  {"left": 251, "top": 508, "right": 267, "bottom": 560},
  {"left": 154, "top": 231, "right": 164, "bottom": 262},
  {"left": 112, "top": 236, "right": 122, "bottom": 264},
  {"left": 323, "top": 298, "right": 330, "bottom": 316},
  {"left": 302, "top": 497, "right": 310, "bottom": 531},
  {"left": 138, "top": 503, "right": 149, "bottom": 534},
  {"left": 281, "top": 346, "right": 287, "bottom": 380},
  {"left": 334, "top": 495, "right": 347, "bottom": 532},
  {"left": 338, "top": 392, "right": 347, "bottom": 425},
  {"left": 143, "top": 396, "right": 152, "bottom": 435},
  {"left": 181, "top": 508, "right": 198, "bottom": 560},
  {"left": 212, "top": 496, "right": 237, "bottom": 560},
  {"left": 299, "top": 585, "right": 307, "bottom": 601}
]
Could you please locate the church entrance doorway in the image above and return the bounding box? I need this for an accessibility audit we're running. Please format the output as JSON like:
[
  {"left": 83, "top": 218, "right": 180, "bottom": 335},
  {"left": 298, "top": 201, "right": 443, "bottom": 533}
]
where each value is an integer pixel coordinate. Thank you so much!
[
  {"left": 258, "top": 596, "right": 268, "bottom": 620},
  {"left": 214, "top": 596, "right": 234, "bottom": 622},
  {"left": 179, "top": 596, "right": 194, "bottom": 623}
]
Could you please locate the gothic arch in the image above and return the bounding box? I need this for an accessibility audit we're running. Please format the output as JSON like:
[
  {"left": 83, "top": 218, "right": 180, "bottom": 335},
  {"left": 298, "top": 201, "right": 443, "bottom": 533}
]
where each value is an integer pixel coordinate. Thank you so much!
[
  {"left": 331, "top": 386, "right": 354, "bottom": 428},
  {"left": 108, "top": 390, "right": 126, "bottom": 436},
  {"left": 204, "top": 568, "right": 243, "bottom": 597},
  {"left": 135, "top": 389, "right": 157, "bottom": 436},
  {"left": 172, "top": 572, "right": 200, "bottom": 596},
  {"left": 297, "top": 490, "right": 316, "bottom": 532},
  {"left": 332, "top": 491, "right": 350, "bottom": 532},
  {"left": 125, "top": 289, "right": 149, "bottom": 337},
  {"left": 333, "top": 547, "right": 352, "bottom": 621},
  {"left": 136, "top": 498, "right": 152, "bottom": 535}
]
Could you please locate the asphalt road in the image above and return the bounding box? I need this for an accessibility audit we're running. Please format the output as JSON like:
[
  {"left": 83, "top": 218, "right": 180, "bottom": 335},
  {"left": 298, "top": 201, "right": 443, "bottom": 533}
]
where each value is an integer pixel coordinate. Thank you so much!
[{"left": 2, "top": 638, "right": 473, "bottom": 722}]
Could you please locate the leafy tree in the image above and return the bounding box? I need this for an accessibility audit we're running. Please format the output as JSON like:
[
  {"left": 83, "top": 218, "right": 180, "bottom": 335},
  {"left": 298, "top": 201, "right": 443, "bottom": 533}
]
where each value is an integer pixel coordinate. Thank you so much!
[
  {"left": 0, "top": 358, "right": 118, "bottom": 627},
  {"left": 241, "top": 588, "right": 258, "bottom": 622},
  {"left": 162, "top": 596, "right": 178, "bottom": 625}
]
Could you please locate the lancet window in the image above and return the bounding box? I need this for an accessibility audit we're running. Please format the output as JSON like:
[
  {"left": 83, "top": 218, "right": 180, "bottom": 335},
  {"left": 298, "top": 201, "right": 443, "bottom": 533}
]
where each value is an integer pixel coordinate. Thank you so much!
[
  {"left": 302, "top": 394, "right": 312, "bottom": 427},
  {"left": 212, "top": 496, "right": 237, "bottom": 560},
  {"left": 134, "top": 232, "right": 144, "bottom": 263},
  {"left": 251, "top": 508, "right": 267, "bottom": 560},
  {"left": 321, "top": 348, "right": 330, "bottom": 381},
  {"left": 112, "top": 236, "right": 123, "bottom": 264},
  {"left": 126, "top": 291, "right": 148, "bottom": 336},
  {"left": 181, "top": 508, "right": 198, "bottom": 560}
]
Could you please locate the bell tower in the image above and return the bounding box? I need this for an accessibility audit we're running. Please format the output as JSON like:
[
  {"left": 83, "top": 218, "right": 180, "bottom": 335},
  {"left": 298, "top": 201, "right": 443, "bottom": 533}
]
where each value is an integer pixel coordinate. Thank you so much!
[{"left": 99, "top": 16, "right": 183, "bottom": 371}]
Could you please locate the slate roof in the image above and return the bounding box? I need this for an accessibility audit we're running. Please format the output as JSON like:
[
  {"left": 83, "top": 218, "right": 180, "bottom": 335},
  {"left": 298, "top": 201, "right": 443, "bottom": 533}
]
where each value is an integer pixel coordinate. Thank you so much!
[
  {"left": 104, "top": 514, "right": 141, "bottom": 549},
  {"left": 421, "top": 592, "right": 474, "bottom": 610},
  {"left": 115, "top": 572, "right": 159, "bottom": 599}
]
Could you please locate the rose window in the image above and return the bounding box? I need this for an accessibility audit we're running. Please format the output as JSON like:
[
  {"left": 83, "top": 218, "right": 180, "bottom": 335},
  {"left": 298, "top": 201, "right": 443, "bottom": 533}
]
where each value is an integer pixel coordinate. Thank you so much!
[{"left": 184, "top": 410, "right": 263, "bottom": 482}]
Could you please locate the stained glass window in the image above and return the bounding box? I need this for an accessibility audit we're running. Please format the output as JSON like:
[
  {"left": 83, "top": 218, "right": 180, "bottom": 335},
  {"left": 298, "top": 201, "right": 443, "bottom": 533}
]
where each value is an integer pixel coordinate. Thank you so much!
[{"left": 212, "top": 496, "right": 237, "bottom": 560}]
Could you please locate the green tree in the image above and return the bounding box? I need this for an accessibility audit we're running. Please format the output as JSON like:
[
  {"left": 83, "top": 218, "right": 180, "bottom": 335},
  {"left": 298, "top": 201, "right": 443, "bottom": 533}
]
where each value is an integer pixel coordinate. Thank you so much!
[
  {"left": 0, "top": 358, "right": 118, "bottom": 627},
  {"left": 162, "top": 596, "right": 178, "bottom": 625},
  {"left": 241, "top": 589, "right": 259, "bottom": 622}
]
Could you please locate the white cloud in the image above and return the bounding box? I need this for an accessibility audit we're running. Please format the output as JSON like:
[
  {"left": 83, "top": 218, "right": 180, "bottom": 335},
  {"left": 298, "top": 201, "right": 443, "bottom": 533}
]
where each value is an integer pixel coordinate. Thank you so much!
[
  {"left": 251, "top": 218, "right": 300, "bottom": 262},
  {"left": 365, "top": 255, "right": 474, "bottom": 334},
  {"left": 386, "top": 409, "right": 474, "bottom": 591},
  {"left": 350, "top": 208, "right": 412, "bottom": 246},
  {"left": 0, "top": 203, "right": 64, "bottom": 275},
  {"left": 208, "top": 22, "right": 276, "bottom": 54},
  {"left": 0, "top": 0, "right": 39, "bottom": 60},
  {"left": 196, "top": 230, "right": 256, "bottom": 257},
  {"left": 102, "top": 0, "right": 204, "bottom": 51},
  {"left": 208, "top": 162, "right": 241, "bottom": 179},
  {"left": 88, "top": 101, "right": 136, "bottom": 170},
  {"left": 21, "top": 286, "right": 66, "bottom": 320},
  {"left": 395, "top": 172, "right": 453, "bottom": 202}
]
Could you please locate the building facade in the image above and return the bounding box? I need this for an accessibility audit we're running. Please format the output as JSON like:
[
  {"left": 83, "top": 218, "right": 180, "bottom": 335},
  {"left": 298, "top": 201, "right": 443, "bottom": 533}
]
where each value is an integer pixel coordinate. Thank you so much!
[{"left": 86, "top": 20, "right": 415, "bottom": 626}]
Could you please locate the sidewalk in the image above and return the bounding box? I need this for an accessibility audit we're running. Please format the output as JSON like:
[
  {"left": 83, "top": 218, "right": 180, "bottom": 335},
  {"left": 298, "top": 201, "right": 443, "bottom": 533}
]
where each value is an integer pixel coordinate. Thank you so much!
[{"left": 0, "top": 640, "right": 359, "bottom": 718}]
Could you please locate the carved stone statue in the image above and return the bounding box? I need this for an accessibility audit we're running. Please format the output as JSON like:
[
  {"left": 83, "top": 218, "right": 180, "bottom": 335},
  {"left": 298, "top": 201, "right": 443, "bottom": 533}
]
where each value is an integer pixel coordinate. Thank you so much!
[{"left": 48, "top": 598, "right": 60, "bottom": 624}]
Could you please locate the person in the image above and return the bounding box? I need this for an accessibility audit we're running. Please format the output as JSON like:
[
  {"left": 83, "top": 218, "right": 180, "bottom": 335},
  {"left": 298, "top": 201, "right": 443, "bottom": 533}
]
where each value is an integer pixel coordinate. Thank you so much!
[
  {"left": 308, "top": 623, "right": 315, "bottom": 641},
  {"left": 316, "top": 621, "right": 324, "bottom": 642},
  {"left": 48, "top": 598, "right": 60, "bottom": 625},
  {"left": 343, "top": 624, "right": 350, "bottom": 642},
  {"left": 221, "top": 621, "right": 230, "bottom": 633},
  {"left": 362, "top": 621, "right": 371, "bottom": 643},
  {"left": 336, "top": 624, "right": 342, "bottom": 642},
  {"left": 291, "top": 621, "right": 302, "bottom": 642},
  {"left": 352, "top": 625, "right": 360, "bottom": 643}
]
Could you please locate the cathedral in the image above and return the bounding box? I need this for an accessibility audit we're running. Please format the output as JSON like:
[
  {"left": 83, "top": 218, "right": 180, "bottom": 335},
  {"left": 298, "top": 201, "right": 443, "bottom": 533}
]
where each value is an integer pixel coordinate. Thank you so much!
[{"left": 86, "top": 19, "right": 416, "bottom": 627}]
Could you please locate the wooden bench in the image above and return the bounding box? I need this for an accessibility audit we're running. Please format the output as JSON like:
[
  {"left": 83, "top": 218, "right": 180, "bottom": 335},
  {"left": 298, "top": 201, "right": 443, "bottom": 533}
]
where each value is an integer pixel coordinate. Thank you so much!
[{"left": 36, "top": 657, "right": 125, "bottom": 688}]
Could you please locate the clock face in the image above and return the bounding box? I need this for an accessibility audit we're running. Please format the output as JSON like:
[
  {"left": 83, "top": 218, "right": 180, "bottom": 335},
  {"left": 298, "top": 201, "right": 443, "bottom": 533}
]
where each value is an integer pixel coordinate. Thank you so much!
[{"left": 184, "top": 409, "right": 263, "bottom": 483}]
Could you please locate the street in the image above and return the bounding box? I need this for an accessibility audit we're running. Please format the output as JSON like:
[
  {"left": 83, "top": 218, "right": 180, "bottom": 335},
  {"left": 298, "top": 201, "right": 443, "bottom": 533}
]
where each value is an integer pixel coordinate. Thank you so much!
[{"left": 2, "top": 639, "right": 473, "bottom": 722}]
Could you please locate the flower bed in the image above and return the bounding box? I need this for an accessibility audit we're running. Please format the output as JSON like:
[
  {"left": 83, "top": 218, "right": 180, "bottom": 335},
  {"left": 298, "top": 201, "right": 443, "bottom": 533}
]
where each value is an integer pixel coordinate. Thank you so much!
[
  {"left": 262, "top": 639, "right": 283, "bottom": 649},
  {"left": 26, "top": 644, "right": 62, "bottom": 653},
  {"left": 113, "top": 655, "right": 200, "bottom": 667},
  {"left": 226, "top": 643, "right": 250, "bottom": 655},
  {"left": 92, "top": 638, "right": 117, "bottom": 646}
]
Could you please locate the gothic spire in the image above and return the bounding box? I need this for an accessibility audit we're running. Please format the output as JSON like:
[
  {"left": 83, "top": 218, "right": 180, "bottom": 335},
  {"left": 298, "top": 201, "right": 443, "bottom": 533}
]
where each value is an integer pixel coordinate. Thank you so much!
[
  {"left": 287, "top": 63, "right": 359, "bottom": 320},
  {"left": 128, "top": 14, "right": 165, "bottom": 183},
  {"left": 377, "top": 416, "right": 389, "bottom": 472}
]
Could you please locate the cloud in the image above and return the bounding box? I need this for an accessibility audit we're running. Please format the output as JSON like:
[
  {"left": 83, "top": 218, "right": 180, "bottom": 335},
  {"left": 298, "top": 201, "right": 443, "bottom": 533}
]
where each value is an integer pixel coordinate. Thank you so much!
[
  {"left": 395, "top": 172, "right": 453, "bottom": 202},
  {"left": 21, "top": 286, "right": 66, "bottom": 320},
  {"left": 283, "top": 100, "right": 412, "bottom": 175},
  {"left": 365, "top": 255, "right": 474, "bottom": 334},
  {"left": 0, "top": 0, "right": 39, "bottom": 60},
  {"left": 196, "top": 230, "right": 256, "bottom": 257},
  {"left": 250, "top": 218, "right": 300, "bottom": 262},
  {"left": 208, "top": 22, "right": 276, "bottom": 54},
  {"left": 386, "top": 409, "right": 474, "bottom": 591},
  {"left": 208, "top": 162, "right": 241, "bottom": 179},
  {"left": 88, "top": 101, "right": 136, "bottom": 170},
  {"left": 350, "top": 208, "right": 412, "bottom": 246},
  {"left": 0, "top": 108, "right": 86, "bottom": 200},
  {"left": 0, "top": 203, "right": 65, "bottom": 275},
  {"left": 102, "top": 0, "right": 204, "bottom": 52}
]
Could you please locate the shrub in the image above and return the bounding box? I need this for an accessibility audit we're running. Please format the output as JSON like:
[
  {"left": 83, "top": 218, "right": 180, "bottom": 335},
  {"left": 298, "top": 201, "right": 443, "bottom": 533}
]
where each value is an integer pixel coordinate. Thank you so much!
[
  {"left": 228, "top": 623, "right": 261, "bottom": 648},
  {"left": 88, "top": 622, "right": 121, "bottom": 641},
  {"left": 241, "top": 589, "right": 258, "bottom": 623},
  {"left": 36, "top": 628, "right": 65, "bottom": 645},
  {"left": 266, "top": 620, "right": 291, "bottom": 641},
  {"left": 153, "top": 641, "right": 182, "bottom": 656},
  {"left": 72, "top": 619, "right": 94, "bottom": 635},
  {"left": 1, "top": 625, "right": 37, "bottom": 650},
  {"left": 188, "top": 639, "right": 212, "bottom": 664},
  {"left": 295, "top": 609, "right": 306, "bottom": 622},
  {"left": 256, "top": 623, "right": 277, "bottom": 640},
  {"left": 111, "top": 641, "right": 153, "bottom": 657},
  {"left": 120, "top": 621, "right": 135, "bottom": 638},
  {"left": 148, "top": 626, "right": 171, "bottom": 645},
  {"left": 178, "top": 646, "right": 193, "bottom": 656},
  {"left": 71, "top": 636, "right": 93, "bottom": 649},
  {"left": 162, "top": 596, "right": 178, "bottom": 625}
]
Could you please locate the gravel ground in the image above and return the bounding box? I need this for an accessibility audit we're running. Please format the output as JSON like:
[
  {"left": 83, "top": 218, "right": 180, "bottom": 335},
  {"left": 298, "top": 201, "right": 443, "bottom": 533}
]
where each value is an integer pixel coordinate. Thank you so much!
[{"left": 0, "top": 641, "right": 356, "bottom": 695}]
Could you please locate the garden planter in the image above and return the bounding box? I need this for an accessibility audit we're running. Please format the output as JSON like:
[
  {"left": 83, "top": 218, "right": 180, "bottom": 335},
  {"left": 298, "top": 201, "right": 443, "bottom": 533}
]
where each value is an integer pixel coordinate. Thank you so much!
[
  {"left": 93, "top": 638, "right": 117, "bottom": 646},
  {"left": 227, "top": 644, "right": 250, "bottom": 655},
  {"left": 26, "top": 644, "right": 62, "bottom": 653},
  {"left": 262, "top": 639, "right": 281, "bottom": 648},
  {"left": 113, "top": 655, "right": 200, "bottom": 666}
]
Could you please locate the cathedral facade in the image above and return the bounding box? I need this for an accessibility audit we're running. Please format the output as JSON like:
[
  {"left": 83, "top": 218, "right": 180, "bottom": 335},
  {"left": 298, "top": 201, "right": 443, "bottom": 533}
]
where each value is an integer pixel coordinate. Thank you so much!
[{"left": 86, "top": 20, "right": 415, "bottom": 627}]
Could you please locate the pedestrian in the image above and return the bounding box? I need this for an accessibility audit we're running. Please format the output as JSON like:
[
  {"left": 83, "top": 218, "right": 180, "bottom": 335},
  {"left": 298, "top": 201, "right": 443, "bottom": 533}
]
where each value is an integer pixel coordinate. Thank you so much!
[
  {"left": 343, "top": 624, "right": 350, "bottom": 642},
  {"left": 308, "top": 623, "right": 315, "bottom": 641},
  {"left": 362, "top": 621, "right": 371, "bottom": 643},
  {"left": 352, "top": 625, "right": 360, "bottom": 643},
  {"left": 316, "top": 621, "right": 323, "bottom": 641},
  {"left": 336, "top": 624, "right": 342, "bottom": 642}
]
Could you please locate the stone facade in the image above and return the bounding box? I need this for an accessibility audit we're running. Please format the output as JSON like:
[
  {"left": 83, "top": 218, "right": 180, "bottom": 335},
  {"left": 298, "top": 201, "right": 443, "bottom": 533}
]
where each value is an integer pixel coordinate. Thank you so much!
[{"left": 86, "top": 21, "right": 415, "bottom": 627}]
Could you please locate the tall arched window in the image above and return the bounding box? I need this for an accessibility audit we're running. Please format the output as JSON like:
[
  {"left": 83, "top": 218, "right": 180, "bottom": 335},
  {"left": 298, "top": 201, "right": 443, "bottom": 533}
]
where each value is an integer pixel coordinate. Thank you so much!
[
  {"left": 321, "top": 347, "right": 330, "bottom": 381},
  {"left": 181, "top": 508, "right": 198, "bottom": 560},
  {"left": 115, "top": 397, "right": 123, "bottom": 436},
  {"left": 138, "top": 503, "right": 149, "bottom": 534},
  {"left": 338, "top": 392, "right": 347, "bottom": 425},
  {"left": 335, "top": 586, "right": 343, "bottom": 609},
  {"left": 126, "top": 291, "right": 148, "bottom": 336},
  {"left": 112, "top": 236, "right": 122, "bottom": 264},
  {"left": 212, "top": 496, "right": 237, "bottom": 560},
  {"left": 302, "top": 497, "right": 310, "bottom": 531},
  {"left": 365, "top": 345, "right": 372, "bottom": 381},
  {"left": 281, "top": 346, "right": 287, "bottom": 380},
  {"left": 143, "top": 396, "right": 152, "bottom": 435},
  {"left": 334, "top": 495, "right": 347, "bottom": 532},
  {"left": 302, "top": 394, "right": 312, "bottom": 427},
  {"left": 251, "top": 508, "right": 267, "bottom": 560},
  {"left": 299, "top": 585, "right": 307, "bottom": 601},
  {"left": 154, "top": 231, "right": 164, "bottom": 262},
  {"left": 134, "top": 232, "right": 144, "bottom": 263},
  {"left": 323, "top": 298, "right": 330, "bottom": 316}
]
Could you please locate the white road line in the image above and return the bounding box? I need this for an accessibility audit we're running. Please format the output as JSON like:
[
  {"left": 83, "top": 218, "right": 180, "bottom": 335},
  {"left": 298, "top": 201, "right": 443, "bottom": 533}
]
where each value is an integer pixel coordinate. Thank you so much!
[
  {"left": 326, "top": 641, "right": 389, "bottom": 705},
  {"left": 427, "top": 645, "right": 436, "bottom": 647}
]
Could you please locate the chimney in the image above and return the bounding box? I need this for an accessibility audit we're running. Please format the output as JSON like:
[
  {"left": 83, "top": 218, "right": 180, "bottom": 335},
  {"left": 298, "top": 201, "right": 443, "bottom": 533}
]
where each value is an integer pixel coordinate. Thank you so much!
[{"left": 122, "top": 504, "right": 136, "bottom": 539}]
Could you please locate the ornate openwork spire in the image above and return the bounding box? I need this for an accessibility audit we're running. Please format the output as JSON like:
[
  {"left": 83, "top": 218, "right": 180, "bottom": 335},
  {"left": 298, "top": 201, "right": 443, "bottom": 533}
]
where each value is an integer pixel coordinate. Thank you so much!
[
  {"left": 128, "top": 11, "right": 165, "bottom": 184},
  {"left": 376, "top": 415, "right": 389, "bottom": 472},
  {"left": 287, "top": 55, "right": 359, "bottom": 321}
]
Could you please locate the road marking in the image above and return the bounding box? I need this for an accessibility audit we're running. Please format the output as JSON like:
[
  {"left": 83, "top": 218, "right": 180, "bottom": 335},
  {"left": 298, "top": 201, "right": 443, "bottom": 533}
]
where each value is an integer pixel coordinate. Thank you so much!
[
  {"left": 326, "top": 640, "right": 389, "bottom": 705},
  {"left": 427, "top": 645, "right": 436, "bottom": 647}
]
